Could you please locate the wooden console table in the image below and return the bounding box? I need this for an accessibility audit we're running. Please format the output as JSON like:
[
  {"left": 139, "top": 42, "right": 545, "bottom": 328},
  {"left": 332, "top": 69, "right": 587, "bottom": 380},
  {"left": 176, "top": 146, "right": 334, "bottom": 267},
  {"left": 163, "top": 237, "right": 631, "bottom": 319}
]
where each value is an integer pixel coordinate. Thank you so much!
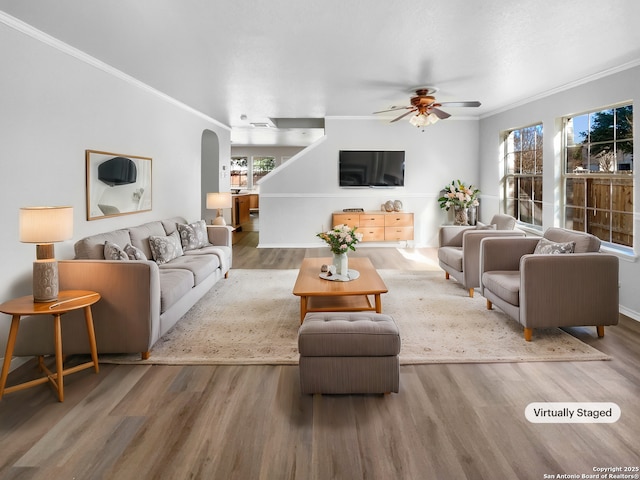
[
  {"left": 332, "top": 211, "right": 414, "bottom": 242},
  {"left": 0, "top": 290, "right": 101, "bottom": 402}
]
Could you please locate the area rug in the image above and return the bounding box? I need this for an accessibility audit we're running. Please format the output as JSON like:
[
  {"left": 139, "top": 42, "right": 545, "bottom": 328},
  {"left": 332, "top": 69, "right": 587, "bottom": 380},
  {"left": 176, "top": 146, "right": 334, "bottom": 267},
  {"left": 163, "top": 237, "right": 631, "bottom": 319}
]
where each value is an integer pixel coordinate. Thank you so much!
[{"left": 99, "top": 269, "right": 609, "bottom": 365}]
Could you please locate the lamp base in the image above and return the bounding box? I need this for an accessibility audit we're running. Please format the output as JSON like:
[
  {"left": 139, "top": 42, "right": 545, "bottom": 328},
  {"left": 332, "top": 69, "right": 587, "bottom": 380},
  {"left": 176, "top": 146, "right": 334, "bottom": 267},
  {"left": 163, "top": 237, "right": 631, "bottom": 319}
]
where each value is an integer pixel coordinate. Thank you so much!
[
  {"left": 213, "top": 208, "right": 227, "bottom": 226},
  {"left": 33, "top": 259, "right": 59, "bottom": 303}
]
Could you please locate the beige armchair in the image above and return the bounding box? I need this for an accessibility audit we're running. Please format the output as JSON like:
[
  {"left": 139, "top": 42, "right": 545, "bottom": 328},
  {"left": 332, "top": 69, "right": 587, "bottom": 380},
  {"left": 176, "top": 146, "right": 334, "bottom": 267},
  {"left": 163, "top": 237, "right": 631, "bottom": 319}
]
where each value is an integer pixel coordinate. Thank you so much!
[
  {"left": 479, "top": 227, "right": 619, "bottom": 341},
  {"left": 438, "top": 214, "right": 523, "bottom": 297}
]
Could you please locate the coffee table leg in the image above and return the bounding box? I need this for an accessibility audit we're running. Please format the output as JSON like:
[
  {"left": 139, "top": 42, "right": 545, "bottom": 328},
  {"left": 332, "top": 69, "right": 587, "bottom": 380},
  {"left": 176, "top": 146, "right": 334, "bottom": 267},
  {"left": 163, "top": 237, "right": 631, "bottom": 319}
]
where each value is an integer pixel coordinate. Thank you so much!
[
  {"left": 0, "top": 315, "right": 20, "bottom": 399},
  {"left": 375, "top": 294, "right": 382, "bottom": 313},
  {"left": 300, "top": 296, "right": 308, "bottom": 324}
]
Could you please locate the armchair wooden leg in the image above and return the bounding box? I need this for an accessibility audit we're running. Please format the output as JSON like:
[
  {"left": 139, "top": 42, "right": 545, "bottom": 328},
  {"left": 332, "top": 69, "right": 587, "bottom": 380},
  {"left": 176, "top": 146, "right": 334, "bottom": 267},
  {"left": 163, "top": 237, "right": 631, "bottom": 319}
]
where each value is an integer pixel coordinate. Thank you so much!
[
  {"left": 486, "top": 299, "right": 492, "bottom": 310},
  {"left": 524, "top": 328, "right": 533, "bottom": 342},
  {"left": 445, "top": 272, "right": 449, "bottom": 280},
  {"left": 468, "top": 288, "right": 474, "bottom": 298},
  {"left": 597, "top": 326, "right": 605, "bottom": 338},
  {"left": 141, "top": 351, "right": 150, "bottom": 360}
]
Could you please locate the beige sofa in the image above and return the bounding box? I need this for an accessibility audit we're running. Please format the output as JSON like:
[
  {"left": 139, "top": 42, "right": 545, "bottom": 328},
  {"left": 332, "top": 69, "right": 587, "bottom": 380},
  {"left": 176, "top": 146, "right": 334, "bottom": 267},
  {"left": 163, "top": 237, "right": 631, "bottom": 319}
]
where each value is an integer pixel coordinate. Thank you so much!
[
  {"left": 438, "top": 214, "right": 523, "bottom": 297},
  {"left": 12, "top": 217, "right": 232, "bottom": 360},
  {"left": 479, "top": 227, "right": 619, "bottom": 341}
]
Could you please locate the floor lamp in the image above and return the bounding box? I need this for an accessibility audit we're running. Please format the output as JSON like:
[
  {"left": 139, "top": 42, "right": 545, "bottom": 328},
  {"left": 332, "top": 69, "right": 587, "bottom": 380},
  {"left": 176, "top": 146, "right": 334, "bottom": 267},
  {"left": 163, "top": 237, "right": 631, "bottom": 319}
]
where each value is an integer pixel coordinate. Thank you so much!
[
  {"left": 19, "top": 206, "right": 74, "bottom": 302},
  {"left": 206, "top": 192, "right": 232, "bottom": 226}
]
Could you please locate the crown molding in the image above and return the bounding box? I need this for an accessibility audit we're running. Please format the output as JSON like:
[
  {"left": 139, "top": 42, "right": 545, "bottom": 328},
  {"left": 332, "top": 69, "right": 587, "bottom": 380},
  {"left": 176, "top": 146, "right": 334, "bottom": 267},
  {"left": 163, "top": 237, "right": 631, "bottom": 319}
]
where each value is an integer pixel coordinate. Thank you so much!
[
  {"left": 0, "top": 11, "right": 230, "bottom": 131},
  {"left": 481, "top": 58, "right": 640, "bottom": 119}
]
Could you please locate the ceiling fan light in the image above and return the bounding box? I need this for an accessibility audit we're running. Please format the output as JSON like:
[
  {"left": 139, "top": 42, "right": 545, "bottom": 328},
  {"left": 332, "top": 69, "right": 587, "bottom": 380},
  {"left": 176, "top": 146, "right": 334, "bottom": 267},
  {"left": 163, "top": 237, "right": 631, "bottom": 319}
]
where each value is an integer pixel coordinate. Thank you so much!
[{"left": 409, "top": 112, "right": 439, "bottom": 128}]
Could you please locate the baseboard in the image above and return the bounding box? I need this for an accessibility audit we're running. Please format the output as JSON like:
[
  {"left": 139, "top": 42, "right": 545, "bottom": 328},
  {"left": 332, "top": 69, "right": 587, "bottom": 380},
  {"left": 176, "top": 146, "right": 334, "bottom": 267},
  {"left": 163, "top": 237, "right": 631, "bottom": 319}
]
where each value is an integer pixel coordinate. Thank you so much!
[{"left": 620, "top": 305, "right": 640, "bottom": 322}]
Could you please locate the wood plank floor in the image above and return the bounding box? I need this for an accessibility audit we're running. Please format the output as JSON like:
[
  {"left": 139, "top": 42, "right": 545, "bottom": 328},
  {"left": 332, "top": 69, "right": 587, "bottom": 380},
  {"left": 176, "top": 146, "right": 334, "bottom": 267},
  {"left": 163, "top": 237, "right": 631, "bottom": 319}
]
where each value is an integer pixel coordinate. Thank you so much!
[{"left": 1, "top": 231, "right": 639, "bottom": 480}]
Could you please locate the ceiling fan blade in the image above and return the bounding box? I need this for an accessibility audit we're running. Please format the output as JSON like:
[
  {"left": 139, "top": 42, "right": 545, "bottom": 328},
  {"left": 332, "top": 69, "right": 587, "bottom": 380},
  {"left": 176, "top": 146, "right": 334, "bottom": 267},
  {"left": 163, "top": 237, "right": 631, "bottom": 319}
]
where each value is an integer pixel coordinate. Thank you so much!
[
  {"left": 431, "top": 108, "right": 451, "bottom": 120},
  {"left": 390, "top": 109, "right": 417, "bottom": 123},
  {"left": 372, "top": 106, "right": 412, "bottom": 114},
  {"left": 438, "top": 101, "right": 481, "bottom": 108}
]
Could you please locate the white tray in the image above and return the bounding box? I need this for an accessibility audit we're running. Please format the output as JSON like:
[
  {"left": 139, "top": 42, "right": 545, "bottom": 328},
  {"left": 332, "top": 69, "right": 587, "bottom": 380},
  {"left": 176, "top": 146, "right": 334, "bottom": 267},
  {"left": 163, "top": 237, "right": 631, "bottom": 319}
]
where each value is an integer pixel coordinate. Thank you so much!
[{"left": 319, "top": 269, "right": 360, "bottom": 282}]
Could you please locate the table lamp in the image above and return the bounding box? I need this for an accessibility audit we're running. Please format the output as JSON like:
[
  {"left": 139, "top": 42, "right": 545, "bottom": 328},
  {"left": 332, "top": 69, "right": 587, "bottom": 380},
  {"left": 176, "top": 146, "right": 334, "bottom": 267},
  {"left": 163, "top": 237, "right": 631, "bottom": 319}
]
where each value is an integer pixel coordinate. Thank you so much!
[
  {"left": 206, "top": 192, "right": 232, "bottom": 225},
  {"left": 19, "top": 206, "right": 74, "bottom": 302}
]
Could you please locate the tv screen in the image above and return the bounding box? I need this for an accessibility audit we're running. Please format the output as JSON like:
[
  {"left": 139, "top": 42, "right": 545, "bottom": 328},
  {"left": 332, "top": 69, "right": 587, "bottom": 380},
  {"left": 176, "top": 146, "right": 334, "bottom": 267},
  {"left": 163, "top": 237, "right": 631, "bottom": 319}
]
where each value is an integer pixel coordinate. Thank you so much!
[{"left": 339, "top": 150, "right": 405, "bottom": 187}]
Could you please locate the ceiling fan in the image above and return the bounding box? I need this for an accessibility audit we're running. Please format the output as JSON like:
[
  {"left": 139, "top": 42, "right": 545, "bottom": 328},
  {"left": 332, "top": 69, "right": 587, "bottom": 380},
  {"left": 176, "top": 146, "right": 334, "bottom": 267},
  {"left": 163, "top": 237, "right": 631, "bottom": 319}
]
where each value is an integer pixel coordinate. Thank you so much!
[{"left": 373, "top": 87, "right": 481, "bottom": 127}]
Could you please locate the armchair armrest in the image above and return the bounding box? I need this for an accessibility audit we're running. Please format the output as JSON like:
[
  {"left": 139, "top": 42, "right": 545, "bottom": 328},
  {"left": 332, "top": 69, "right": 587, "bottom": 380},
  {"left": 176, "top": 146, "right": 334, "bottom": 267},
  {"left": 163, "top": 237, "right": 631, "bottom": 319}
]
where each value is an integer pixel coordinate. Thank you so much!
[
  {"left": 519, "top": 253, "right": 619, "bottom": 328},
  {"left": 480, "top": 237, "right": 540, "bottom": 273},
  {"left": 461, "top": 230, "right": 525, "bottom": 287},
  {"left": 57, "top": 259, "right": 160, "bottom": 355},
  {"left": 207, "top": 225, "right": 233, "bottom": 247},
  {"left": 439, "top": 225, "right": 475, "bottom": 247}
]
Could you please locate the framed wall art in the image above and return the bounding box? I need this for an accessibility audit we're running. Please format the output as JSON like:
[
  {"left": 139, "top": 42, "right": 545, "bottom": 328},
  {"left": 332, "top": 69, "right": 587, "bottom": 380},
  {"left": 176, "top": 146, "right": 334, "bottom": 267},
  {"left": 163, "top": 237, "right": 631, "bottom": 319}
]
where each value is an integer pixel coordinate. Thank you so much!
[{"left": 85, "top": 149, "right": 152, "bottom": 220}]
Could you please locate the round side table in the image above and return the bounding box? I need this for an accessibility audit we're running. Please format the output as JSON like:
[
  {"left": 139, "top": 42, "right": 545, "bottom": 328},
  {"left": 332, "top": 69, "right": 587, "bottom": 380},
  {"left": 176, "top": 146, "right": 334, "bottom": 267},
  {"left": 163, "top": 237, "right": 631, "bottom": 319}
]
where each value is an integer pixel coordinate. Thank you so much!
[{"left": 0, "top": 290, "right": 101, "bottom": 402}]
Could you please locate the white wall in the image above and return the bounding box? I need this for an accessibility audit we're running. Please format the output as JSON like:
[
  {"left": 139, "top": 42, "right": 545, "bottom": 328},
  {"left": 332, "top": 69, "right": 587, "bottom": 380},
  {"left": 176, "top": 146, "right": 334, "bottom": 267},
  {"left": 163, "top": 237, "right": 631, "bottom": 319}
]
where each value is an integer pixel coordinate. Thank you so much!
[
  {"left": 258, "top": 116, "right": 481, "bottom": 248},
  {"left": 0, "top": 21, "right": 230, "bottom": 350},
  {"left": 478, "top": 65, "right": 640, "bottom": 319}
]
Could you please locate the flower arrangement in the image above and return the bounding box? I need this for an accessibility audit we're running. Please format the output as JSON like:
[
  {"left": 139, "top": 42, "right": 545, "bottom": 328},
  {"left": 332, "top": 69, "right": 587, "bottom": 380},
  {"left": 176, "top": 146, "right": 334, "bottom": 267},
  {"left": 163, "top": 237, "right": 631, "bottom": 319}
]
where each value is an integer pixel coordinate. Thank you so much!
[
  {"left": 317, "top": 224, "right": 363, "bottom": 254},
  {"left": 438, "top": 179, "right": 480, "bottom": 210}
]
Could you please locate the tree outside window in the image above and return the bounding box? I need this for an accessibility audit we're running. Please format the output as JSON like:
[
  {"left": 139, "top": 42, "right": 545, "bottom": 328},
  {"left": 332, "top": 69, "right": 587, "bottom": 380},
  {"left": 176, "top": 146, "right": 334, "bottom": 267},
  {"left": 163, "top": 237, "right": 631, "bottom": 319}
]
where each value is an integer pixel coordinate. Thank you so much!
[{"left": 564, "top": 104, "right": 633, "bottom": 250}]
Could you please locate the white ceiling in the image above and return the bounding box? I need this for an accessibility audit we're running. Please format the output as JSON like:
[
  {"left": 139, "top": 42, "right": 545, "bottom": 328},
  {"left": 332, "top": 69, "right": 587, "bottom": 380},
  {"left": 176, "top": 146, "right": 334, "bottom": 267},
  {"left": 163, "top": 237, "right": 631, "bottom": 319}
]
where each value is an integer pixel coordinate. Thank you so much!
[{"left": 2, "top": 0, "right": 640, "bottom": 146}]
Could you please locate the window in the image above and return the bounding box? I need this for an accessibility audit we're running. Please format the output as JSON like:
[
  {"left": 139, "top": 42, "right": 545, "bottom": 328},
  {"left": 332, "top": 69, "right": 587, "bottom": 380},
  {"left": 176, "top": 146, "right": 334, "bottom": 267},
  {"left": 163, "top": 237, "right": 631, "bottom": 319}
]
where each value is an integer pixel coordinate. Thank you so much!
[
  {"left": 230, "top": 155, "right": 277, "bottom": 190},
  {"left": 563, "top": 104, "right": 634, "bottom": 249},
  {"left": 503, "top": 124, "right": 543, "bottom": 227},
  {"left": 251, "top": 156, "right": 276, "bottom": 185},
  {"left": 231, "top": 156, "right": 248, "bottom": 188}
]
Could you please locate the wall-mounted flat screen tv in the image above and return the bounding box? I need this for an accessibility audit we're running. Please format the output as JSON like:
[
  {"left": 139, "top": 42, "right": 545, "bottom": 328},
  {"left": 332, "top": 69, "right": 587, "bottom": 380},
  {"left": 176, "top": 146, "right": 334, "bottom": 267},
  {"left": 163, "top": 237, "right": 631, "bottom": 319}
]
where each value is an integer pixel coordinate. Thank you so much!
[{"left": 339, "top": 150, "right": 405, "bottom": 187}]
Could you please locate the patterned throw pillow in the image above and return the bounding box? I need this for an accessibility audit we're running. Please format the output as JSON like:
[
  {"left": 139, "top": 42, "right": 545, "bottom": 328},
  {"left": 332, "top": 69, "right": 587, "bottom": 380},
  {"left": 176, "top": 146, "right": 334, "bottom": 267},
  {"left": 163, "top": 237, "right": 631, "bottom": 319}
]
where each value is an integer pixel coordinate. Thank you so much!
[
  {"left": 177, "top": 220, "right": 210, "bottom": 251},
  {"left": 475, "top": 222, "right": 497, "bottom": 231},
  {"left": 149, "top": 231, "right": 184, "bottom": 264},
  {"left": 124, "top": 243, "right": 147, "bottom": 261},
  {"left": 533, "top": 237, "right": 576, "bottom": 254},
  {"left": 104, "top": 241, "right": 129, "bottom": 260}
]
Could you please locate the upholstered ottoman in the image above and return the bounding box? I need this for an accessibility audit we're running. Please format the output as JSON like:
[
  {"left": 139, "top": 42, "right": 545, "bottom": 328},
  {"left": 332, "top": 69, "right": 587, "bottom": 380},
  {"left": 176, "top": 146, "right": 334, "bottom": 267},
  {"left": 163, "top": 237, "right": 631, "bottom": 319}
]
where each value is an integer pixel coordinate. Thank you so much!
[{"left": 298, "top": 312, "right": 401, "bottom": 394}]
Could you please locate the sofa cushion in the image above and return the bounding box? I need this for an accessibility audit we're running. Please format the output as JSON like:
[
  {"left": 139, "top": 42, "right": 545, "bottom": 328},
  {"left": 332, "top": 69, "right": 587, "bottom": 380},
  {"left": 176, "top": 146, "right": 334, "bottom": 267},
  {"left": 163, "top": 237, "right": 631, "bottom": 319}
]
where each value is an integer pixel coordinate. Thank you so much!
[
  {"left": 482, "top": 271, "right": 521, "bottom": 306},
  {"left": 75, "top": 229, "right": 132, "bottom": 259},
  {"left": 543, "top": 227, "right": 600, "bottom": 253},
  {"left": 534, "top": 237, "right": 575, "bottom": 254},
  {"left": 158, "top": 268, "right": 194, "bottom": 313},
  {"left": 104, "top": 241, "right": 129, "bottom": 260},
  {"left": 124, "top": 243, "right": 147, "bottom": 260},
  {"left": 298, "top": 313, "right": 401, "bottom": 357},
  {"left": 149, "top": 231, "right": 184, "bottom": 265},
  {"left": 161, "top": 217, "right": 188, "bottom": 236},
  {"left": 129, "top": 221, "right": 167, "bottom": 259},
  {"left": 177, "top": 220, "right": 211, "bottom": 251},
  {"left": 438, "top": 246, "right": 463, "bottom": 272},
  {"left": 159, "top": 254, "right": 219, "bottom": 285}
]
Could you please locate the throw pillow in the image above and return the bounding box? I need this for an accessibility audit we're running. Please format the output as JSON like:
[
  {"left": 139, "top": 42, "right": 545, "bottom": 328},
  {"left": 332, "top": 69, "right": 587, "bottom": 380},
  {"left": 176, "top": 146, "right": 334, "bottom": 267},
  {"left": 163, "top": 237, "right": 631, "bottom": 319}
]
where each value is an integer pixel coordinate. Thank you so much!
[
  {"left": 533, "top": 237, "right": 576, "bottom": 254},
  {"left": 475, "top": 222, "right": 497, "bottom": 231},
  {"left": 149, "top": 231, "right": 184, "bottom": 264},
  {"left": 104, "top": 241, "right": 129, "bottom": 260},
  {"left": 124, "top": 243, "right": 147, "bottom": 261},
  {"left": 177, "top": 220, "right": 210, "bottom": 251}
]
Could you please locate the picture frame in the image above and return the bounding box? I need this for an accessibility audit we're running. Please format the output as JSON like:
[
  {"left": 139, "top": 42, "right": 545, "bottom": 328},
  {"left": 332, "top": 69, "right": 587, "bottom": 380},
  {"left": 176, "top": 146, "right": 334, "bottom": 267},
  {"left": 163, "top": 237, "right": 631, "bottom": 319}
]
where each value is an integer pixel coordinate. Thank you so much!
[{"left": 85, "top": 149, "right": 152, "bottom": 221}]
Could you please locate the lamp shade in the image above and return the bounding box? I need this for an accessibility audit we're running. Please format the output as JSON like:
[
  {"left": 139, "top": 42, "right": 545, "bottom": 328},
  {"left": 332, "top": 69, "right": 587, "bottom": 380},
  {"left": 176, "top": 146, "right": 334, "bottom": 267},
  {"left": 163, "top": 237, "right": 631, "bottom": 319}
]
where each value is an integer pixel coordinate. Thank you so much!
[
  {"left": 206, "top": 192, "right": 232, "bottom": 210},
  {"left": 19, "top": 206, "right": 74, "bottom": 243}
]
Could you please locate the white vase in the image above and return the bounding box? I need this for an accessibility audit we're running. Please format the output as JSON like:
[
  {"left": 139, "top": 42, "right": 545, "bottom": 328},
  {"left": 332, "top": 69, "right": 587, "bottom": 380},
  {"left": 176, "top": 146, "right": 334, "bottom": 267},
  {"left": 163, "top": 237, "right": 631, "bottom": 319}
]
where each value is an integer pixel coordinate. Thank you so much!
[{"left": 333, "top": 252, "right": 349, "bottom": 276}]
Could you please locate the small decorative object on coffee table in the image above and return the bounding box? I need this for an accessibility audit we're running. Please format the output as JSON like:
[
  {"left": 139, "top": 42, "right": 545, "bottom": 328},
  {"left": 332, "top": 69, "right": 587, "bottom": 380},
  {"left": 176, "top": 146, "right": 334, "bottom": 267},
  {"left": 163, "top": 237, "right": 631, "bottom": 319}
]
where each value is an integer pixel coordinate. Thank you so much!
[{"left": 316, "top": 224, "right": 363, "bottom": 279}]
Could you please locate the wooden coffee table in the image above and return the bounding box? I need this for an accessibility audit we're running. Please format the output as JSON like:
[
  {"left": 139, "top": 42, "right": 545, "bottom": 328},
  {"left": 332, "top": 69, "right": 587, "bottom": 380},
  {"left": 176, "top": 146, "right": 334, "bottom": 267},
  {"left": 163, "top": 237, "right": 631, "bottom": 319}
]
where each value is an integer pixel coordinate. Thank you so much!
[{"left": 292, "top": 257, "right": 388, "bottom": 323}]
